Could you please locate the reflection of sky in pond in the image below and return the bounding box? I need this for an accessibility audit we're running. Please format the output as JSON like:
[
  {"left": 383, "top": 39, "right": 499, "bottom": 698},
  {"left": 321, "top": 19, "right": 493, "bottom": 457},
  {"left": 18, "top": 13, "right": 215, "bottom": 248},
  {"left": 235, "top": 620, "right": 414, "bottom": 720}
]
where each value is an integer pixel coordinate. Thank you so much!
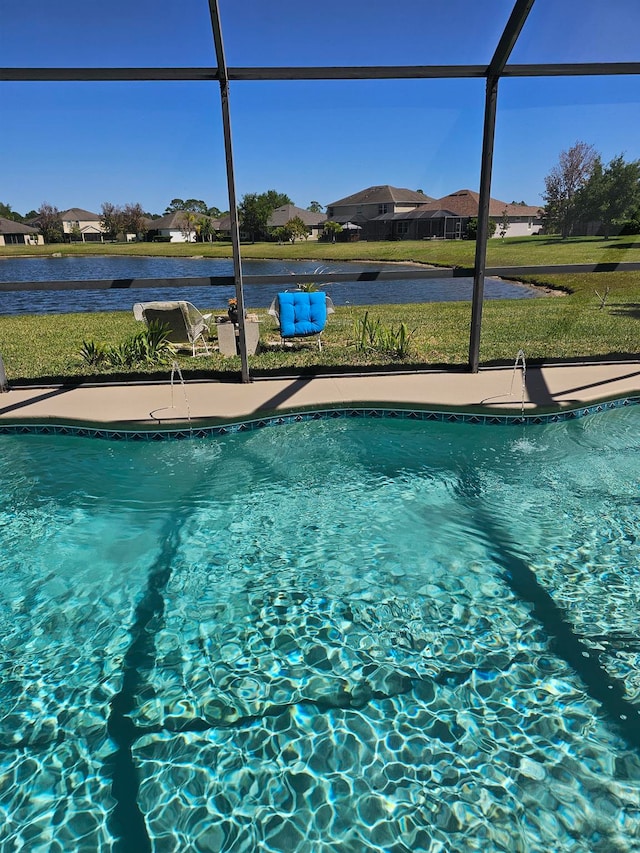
[
  {"left": 0, "top": 256, "right": 542, "bottom": 314},
  {"left": 1, "top": 409, "right": 640, "bottom": 850}
]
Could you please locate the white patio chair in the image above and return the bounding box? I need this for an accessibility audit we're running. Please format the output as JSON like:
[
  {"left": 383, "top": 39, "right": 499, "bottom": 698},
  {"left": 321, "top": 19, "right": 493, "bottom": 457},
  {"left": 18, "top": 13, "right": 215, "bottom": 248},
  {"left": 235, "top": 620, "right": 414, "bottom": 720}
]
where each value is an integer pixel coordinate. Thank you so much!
[{"left": 133, "top": 301, "right": 212, "bottom": 356}]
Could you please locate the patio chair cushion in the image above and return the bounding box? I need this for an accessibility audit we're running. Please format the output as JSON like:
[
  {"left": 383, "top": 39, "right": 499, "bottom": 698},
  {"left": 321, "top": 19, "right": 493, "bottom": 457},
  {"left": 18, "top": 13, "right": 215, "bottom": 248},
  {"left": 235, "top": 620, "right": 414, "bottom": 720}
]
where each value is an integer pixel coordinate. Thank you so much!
[{"left": 277, "top": 291, "right": 327, "bottom": 338}]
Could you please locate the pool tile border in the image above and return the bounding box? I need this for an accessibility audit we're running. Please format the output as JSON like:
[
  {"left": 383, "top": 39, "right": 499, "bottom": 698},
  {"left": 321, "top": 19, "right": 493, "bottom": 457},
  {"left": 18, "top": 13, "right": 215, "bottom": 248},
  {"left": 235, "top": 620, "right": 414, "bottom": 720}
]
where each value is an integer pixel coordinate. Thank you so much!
[{"left": 1, "top": 396, "right": 639, "bottom": 440}]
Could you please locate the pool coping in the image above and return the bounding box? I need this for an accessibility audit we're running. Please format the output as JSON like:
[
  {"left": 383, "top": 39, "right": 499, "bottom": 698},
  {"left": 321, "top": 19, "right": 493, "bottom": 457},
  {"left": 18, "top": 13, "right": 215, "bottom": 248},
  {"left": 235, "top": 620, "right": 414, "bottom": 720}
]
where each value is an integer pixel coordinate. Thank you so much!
[
  {"left": 1, "top": 396, "right": 639, "bottom": 440},
  {"left": 1, "top": 363, "right": 640, "bottom": 438}
]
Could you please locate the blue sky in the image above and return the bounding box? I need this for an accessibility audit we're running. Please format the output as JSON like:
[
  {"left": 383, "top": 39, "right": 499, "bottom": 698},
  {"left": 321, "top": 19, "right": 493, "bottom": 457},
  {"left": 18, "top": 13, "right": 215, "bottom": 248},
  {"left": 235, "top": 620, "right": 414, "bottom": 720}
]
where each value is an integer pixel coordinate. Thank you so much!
[{"left": 1, "top": 0, "right": 639, "bottom": 216}]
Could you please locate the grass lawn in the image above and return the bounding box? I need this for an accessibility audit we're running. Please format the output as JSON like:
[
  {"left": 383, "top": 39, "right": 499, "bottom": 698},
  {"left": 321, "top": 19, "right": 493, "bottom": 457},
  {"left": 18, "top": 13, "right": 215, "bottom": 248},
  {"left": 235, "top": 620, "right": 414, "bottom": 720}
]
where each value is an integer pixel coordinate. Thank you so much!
[
  {"left": 2, "top": 270, "right": 640, "bottom": 384},
  {"left": 2, "top": 234, "right": 640, "bottom": 268},
  {"left": 1, "top": 238, "right": 639, "bottom": 382}
]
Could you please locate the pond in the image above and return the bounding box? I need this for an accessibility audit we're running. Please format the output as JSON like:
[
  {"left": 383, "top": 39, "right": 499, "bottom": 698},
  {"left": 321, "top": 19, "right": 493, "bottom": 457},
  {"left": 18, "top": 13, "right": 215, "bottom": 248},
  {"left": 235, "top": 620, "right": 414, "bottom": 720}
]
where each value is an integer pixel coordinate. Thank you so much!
[{"left": 0, "top": 256, "right": 543, "bottom": 315}]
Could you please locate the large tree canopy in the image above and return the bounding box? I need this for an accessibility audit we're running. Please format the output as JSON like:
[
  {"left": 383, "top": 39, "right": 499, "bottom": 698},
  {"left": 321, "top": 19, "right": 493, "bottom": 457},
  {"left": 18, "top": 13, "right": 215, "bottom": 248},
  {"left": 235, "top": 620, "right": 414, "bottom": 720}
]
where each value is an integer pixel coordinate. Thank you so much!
[
  {"left": 542, "top": 141, "right": 598, "bottom": 238},
  {"left": 164, "top": 198, "right": 215, "bottom": 216},
  {"left": 36, "top": 203, "right": 64, "bottom": 244},
  {"left": 0, "top": 202, "right": 22, "bottom": 222},
  {"left": 575, "top": 154, "right": 640, "bottom": 238},
  {"left": 101, "top": 202, "right": 146, "bottom": 239},
  {"left": 238, "top": 190, "right": 293, "bottom": 241}
]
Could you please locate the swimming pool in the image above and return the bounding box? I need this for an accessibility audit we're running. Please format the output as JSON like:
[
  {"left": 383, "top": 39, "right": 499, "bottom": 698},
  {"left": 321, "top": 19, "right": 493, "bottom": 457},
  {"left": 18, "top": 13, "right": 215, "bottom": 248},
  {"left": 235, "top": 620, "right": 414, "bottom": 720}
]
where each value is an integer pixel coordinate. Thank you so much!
[{"left": 1, "top": 409, "right": 639, "bottom": 851}]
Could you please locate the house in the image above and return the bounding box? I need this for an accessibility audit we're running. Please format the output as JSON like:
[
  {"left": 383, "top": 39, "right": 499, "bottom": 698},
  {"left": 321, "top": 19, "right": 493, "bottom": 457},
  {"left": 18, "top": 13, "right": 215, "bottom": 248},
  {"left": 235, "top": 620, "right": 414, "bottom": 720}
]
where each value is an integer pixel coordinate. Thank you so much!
[
  {"left": 325, "top": 186, "right": 434, "bottom": 227},
  {"left": 0, "top": 217, "right": 44, "bottom": 246},
  {"left": 267, "top": 204, "right": 326, "bottom": 240},
  {"left": 58, "top": 208, "right": 105, "bottom": 242},
  {"left": 144, "top": 211, "right": 220, "bottom": 243},
  {"left": 365, "top": 189, "right": 543, "bottom": 240}
]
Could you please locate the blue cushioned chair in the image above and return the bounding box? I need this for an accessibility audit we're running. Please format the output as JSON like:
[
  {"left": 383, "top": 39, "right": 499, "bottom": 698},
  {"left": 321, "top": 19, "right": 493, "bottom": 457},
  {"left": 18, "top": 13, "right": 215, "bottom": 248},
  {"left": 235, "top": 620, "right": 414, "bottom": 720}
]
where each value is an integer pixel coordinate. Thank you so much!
[{"left": 268, "top": 291, "right": 335, "bottom": 350}]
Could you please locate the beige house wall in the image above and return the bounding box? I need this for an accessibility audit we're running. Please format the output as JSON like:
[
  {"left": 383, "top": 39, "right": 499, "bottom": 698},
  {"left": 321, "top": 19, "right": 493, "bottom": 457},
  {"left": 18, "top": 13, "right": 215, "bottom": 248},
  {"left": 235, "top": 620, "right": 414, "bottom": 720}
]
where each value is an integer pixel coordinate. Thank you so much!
[
  {"left": 0, "top": 233, "right": 44, "bottom": 246},
  {"left": 328, "top": 200, "right": 424, "bottom": 222}
]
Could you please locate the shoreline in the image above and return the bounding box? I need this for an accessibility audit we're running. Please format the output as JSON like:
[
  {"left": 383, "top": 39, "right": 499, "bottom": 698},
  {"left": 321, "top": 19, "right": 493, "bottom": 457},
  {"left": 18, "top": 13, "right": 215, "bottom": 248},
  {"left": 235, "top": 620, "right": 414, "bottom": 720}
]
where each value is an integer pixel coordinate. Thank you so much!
[{"left": 0, "top": 253, "right": 556, "bottom": 297}]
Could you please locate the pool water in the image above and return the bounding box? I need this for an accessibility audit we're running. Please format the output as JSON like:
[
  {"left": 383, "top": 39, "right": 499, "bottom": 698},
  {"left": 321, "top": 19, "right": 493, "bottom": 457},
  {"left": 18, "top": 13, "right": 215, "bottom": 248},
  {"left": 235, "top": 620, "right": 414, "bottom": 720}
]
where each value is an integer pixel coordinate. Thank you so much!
[{"left": 1, "top": 411, "right": 640, "bottom": 851}]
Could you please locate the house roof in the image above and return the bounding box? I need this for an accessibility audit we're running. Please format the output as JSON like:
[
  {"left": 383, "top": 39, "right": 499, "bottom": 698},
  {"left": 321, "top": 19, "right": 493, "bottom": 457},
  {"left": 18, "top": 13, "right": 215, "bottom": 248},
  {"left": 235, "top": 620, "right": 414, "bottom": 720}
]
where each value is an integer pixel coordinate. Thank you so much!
[
  {"left": 59, "top": 207, "right": 101, "bottom": 221},
  {"left": 373, "top": 207, "right": 460, "bottom": 222},
  {"left": 327, "top": 185, "right": 434, "bottom": 207},
  {"left": 147, "top": 211, "right": 214, "bottom": 230},
  {"left": 0, "top": 217, "right": 39, "bottom": 234},
  {"left": 412, "top": 189, "right": 542, "bottom": 218},
  {"left": 267, "top": 204, "right": 326, "bottom": 228}
]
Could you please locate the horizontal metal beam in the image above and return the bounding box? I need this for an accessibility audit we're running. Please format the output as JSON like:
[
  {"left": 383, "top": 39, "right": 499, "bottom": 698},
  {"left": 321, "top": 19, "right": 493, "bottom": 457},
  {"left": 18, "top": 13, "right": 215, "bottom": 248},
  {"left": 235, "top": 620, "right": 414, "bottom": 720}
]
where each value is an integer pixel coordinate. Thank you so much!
[
  {"left": 0, "top": 67, "right": 220, "bottom": 82},
  {"left": 1, "top": 62, "right": 638, "bottom": 83},
  {"left": 503, "top": 62, "right": 640, "bottom": 77},
  {"left": 227, "top": 65, "right": 487, "bottom": 80}
]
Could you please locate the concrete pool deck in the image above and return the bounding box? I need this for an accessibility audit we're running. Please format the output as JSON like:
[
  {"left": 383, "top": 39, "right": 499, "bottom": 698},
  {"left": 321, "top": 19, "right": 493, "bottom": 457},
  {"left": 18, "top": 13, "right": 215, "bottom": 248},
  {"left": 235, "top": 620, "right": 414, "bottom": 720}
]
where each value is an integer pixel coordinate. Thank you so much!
[{"left": 1, "top": 362, "right": 640, "bottom": 428}]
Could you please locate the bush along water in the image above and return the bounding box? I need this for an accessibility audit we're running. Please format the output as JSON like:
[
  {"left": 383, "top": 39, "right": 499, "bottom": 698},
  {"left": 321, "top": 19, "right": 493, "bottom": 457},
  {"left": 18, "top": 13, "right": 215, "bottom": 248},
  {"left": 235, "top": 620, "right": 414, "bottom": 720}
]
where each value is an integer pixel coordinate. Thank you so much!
[{"left": 80, "top": 321, "right": 173, "bottom": 369}]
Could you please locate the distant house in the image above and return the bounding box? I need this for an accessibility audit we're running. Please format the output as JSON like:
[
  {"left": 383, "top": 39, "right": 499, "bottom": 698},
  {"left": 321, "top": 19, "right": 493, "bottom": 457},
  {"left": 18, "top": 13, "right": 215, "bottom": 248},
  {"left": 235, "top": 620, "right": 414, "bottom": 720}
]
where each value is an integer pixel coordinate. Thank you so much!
[
  {"left": 326, "top": 186, "right": 434, "bottom": 228},
  {"left": 365, "top": 189, "right": 543, "bottom": 240},
  {"left": 267, "top": 204, "right": 326, "bottom": 240},
  {"left": 0, "top": 217, "right": 44, "bottom": 246},
  {"left": 58, "top": 208, "right": 105, "bottom": 242},
  {"left": 144, "top": 211, "right": 220, "bottom": 243}
]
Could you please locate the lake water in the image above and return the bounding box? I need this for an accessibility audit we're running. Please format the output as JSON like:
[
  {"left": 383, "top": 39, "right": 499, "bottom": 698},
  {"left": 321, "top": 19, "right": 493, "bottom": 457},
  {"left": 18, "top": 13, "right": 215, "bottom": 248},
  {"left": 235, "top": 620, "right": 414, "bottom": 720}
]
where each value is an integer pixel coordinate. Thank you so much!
[{"left": 0, "top": 256, "right": 542, "bottom": 315}]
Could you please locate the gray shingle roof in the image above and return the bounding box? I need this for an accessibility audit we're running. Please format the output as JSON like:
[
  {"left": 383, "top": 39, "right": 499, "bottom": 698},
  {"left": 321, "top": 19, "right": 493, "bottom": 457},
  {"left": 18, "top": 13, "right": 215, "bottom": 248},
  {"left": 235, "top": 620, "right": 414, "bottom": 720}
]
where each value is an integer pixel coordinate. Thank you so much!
[
  {"left": 147, "top": 211, "right": 216, "bottom": 229},
  {"left": 0, "top": 217, "right": 39, "bottom": 234},
  {"left": 328, "top": 185, "right": 434, "bottom": 207},
  {"left": 267, "top": 204, "right": 326, "bottom": 228},
  {"left": 58, "top": 208, "right": 101, "bottom": 221}
]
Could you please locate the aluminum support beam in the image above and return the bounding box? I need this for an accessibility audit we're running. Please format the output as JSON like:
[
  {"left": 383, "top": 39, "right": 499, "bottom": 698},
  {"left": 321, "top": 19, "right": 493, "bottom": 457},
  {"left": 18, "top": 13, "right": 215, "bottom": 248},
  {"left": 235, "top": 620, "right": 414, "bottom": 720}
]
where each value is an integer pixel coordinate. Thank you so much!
[
  {"left": 2, "top": 62, "right": 638, "bottom": 84},
  {"left": 468, "top": 0, "right": 536, "bottom": 373},
  {"left": 208, "top": 0, "right": 250, "bottom": 383}
]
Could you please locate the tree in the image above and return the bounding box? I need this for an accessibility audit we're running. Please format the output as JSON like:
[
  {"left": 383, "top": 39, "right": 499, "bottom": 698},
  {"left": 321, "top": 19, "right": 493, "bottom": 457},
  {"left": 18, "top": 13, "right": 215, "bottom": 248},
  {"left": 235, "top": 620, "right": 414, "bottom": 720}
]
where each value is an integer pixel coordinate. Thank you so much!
[
  {"left": 574, "top": 154, "right": 640, "bottom": 239},
  {"left": 498, "top": 207, "right": 510, "bottom": 240},
  {"left": 465, "top": 217, "right": 496, "bottom": 240},
  {"left": 164, "top": 198, "right": 210, "bottom": 215},
  {"left": 620, "top": 205, "right": 640, "bottom": 235},
  {"left": 122, "top": 203, "right": 146, "bottom": 238},
  {"left": 197, "top": 215, "right": 217, "bottom": 242},
  {"left": 321, "top": 220, "right": 342, "bottom": 243},
  {"left": 285, "top": 216, "right": 309, "bottom": 243},
  {"left": 542, "top": 141, "right": 598, "bottom": 238},
  {"left": 238, "top": 190, "right": 293, "bottom": 241},
  {"left": 307, "top": 201, "right": 324, "bottom": 213},
  {"left": 36, "top": 203, "right": 64, "bottom": 243},
  {"left": 101, "top": 202, "right": 146, "bottom": 240},
  {"left": 101, "top": 202, "right": 125, "bottom": 240},
  {"left": 0, "top": 202, "right": 22, "bottom": 222},
  {"left": 180, "top": 210, "right": 198, "bottom": 242}
]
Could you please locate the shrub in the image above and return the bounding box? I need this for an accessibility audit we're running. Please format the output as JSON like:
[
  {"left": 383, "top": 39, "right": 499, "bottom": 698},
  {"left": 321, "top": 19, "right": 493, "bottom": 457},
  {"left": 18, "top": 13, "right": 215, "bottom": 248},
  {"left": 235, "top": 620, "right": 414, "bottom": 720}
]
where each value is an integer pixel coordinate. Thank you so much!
[
  {"left": 352, "top": 311, "right": 415, "bottom": 359},
  {"left": 80, "top": 321, "right": 173, "bottom": 369},
  {"left": 466, "top": 217, "right": 497, "bottom": 240}
]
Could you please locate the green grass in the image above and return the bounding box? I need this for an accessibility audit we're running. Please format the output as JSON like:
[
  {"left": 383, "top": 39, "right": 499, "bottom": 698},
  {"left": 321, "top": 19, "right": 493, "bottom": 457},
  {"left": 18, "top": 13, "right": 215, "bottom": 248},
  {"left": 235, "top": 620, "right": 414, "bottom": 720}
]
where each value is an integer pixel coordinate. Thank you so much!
[
  {"left": 2, "top": 270, "right": 640, "bottom": 383},
  {"left": 2, "top": 234, "right": 640, "bottom": 268},
  {"left": 1, "top": 238, "right": 640, "bottom": 382}
]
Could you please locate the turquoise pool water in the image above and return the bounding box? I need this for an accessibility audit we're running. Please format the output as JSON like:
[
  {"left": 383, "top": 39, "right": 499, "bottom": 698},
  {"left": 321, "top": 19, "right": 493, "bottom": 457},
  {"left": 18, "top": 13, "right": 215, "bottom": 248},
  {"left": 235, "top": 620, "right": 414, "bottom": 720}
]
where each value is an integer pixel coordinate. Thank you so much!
[{"left": 1, "top": 411, "right": 640, "bottom": 851}]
